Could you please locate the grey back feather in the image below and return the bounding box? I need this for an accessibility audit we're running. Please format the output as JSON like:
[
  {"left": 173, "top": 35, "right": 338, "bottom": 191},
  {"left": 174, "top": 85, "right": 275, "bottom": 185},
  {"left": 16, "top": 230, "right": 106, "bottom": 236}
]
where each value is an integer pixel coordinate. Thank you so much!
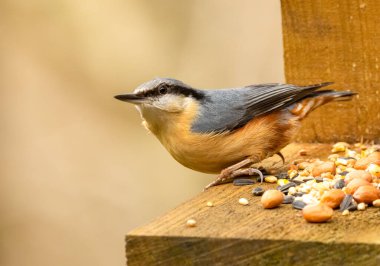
[
  {"left": 191, "top": 82, "right": 333, "bottom": 133},
  {"left": 191, "top": 89, "right": 247, "bottom": 133}
]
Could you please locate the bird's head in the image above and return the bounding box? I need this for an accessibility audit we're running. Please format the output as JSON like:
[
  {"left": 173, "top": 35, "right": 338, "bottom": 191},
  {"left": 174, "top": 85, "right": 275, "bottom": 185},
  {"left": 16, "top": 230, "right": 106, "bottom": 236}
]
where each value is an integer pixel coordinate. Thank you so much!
[{"left": 115, "top": 78, "right": 204, "bottom": 130}]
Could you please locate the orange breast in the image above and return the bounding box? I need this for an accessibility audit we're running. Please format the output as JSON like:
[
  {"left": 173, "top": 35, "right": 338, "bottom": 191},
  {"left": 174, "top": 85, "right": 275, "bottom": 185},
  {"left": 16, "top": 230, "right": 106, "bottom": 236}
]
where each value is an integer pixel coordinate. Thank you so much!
[{"left": 153, "top": 107, "right": 300, "bottom": 174}]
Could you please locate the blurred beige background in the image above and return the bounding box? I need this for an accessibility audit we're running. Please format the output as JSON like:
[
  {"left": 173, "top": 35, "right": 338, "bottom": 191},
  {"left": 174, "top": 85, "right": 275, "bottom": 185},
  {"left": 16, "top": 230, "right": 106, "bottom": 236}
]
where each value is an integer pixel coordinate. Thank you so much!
[{"left": 0, "top": 1, "right": 283, "bottom": 265}]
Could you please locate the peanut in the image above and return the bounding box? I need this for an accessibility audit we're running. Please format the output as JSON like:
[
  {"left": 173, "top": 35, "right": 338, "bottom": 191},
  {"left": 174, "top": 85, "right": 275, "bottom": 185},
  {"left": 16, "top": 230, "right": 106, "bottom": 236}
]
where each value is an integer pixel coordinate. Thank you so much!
[
  {"left": 320, "top": 189, "right": 345, "bottom": 209},
  {"left": 344, "top": 170, "right": 372, "bottom": 184},
  {"left": 312, "top": 161, "right": 336, "bottom": 177},
  {"left": 355, "top": 152, "right": 380, "bottom": 170},
  {"left": 261, "top": 190, "right": 284, "bottom": 209},
  {"left": 353, "top": 185, "right": 380, "bottom": 204},
  {"left": 302, "top": 203, "right": 333, "bottom": 223},
  {"left": 345, "top": 178, "right": 370, "bottom": 195}
]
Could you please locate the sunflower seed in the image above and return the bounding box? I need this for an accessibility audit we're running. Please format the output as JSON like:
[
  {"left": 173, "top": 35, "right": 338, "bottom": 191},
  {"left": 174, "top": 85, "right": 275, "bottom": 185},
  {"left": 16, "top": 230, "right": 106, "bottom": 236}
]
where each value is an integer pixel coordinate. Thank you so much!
[
  {"left": 292, "top": 200, "right": 306, "bottom": 210},
  {"left": 292, "top": 179, "right": 304, "bottom": 185},
  {"left": 283, "top": 195, "right": 294, "bottom": 204},
  {"left": 315, "top": 177, "right": 324, "bottom": 183},
  {"left": 348, "top": 203, "right": 358, "bottom": 211},
  {"left": 293, "top": 192, "right": 305, "bottom": 197},
  {"left": 233, "top": 178, "right": 255, "bottom": 186},
  {"left": 276, "top": 172, "right": 288, "bottom": 179},
  {"left": 340, "top": 195, "right": 353, "bottom": 212},
  {"left": 334, "top": 179, "right": 345, "bottom": 189},
  {"left": 278, "top": 182, "right": 297, "bottom": 193},
  {"left": 252, "top": 187, "right": 264, "bottom": 196},
  {"left": 347, "top": 200, "right": 357, "bottom": 211},
  {"left": 290, "top": 173, "right": 299, "bottom": 180}
]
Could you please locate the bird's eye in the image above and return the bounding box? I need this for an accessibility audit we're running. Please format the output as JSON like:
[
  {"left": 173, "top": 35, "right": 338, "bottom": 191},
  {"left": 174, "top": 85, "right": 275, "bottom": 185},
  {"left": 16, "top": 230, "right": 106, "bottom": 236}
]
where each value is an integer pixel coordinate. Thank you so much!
[{"left": 158, "top": 86, "right": 168, "bottom": 95}]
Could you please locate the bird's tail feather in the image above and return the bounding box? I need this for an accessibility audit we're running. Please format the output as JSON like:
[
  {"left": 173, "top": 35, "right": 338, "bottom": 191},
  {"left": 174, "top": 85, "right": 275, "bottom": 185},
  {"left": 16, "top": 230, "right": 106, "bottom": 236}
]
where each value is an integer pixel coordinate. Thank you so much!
[{"left": 290, "top": 90, "right": 357, "bottom": 120}]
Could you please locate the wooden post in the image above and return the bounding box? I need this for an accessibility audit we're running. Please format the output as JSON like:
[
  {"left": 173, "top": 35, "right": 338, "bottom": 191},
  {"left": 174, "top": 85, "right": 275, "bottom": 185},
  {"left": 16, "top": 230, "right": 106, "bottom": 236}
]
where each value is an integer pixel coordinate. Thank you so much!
[{"left": 281, "top": 0, "right": 380, "bottom": 143}]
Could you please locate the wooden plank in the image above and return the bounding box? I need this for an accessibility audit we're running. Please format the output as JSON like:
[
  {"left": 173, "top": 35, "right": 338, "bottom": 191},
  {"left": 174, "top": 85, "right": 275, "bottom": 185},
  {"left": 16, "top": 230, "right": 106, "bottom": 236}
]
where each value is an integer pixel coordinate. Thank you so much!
[
  {"left": 281, "top": 0, "right": 380, "bottom": 143},
  {"left": 126, "top": 237, "right": 380, "bottom": 265},
  {"left": 126, "top": 143, "right": 380, "bottom": 265}
]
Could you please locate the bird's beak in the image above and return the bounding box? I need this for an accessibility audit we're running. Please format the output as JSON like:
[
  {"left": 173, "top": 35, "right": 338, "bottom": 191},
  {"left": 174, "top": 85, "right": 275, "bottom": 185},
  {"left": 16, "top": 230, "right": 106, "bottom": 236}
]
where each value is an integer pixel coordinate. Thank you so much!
[{"left": 114, "top": 93, "right": 147, "bottom": 104}]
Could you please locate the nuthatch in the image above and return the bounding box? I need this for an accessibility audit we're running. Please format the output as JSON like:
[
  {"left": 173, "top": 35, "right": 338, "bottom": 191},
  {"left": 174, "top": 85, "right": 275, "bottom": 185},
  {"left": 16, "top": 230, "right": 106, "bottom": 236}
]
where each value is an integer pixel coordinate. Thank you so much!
[{"left": 115, "top": 78, "right": 355, "bottom": 189}]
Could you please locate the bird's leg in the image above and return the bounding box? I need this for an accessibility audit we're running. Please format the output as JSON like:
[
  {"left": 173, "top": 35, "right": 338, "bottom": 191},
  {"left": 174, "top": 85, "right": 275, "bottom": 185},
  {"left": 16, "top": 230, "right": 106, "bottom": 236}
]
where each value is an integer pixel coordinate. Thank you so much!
[
  {"left": 204, "top": 158, "right": 264, "bottom": 190},
  {"left": 230, "top": 168, "right": 264, "bottom": 182},
  {"left": 276, "top": 151, "right": 285, "bottom": 165}
]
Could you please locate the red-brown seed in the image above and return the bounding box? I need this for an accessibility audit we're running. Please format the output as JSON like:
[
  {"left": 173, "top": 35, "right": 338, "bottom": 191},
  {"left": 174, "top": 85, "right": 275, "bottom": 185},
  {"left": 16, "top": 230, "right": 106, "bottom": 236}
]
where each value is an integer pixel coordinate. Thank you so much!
[
  {"left": 353, "top": 185, "right": 380, "bottom": 204},
  {"left": 320, "top": 189, "right": 345, "bottom": 209},
  {"left": 346, "top": 178, "right": 371, "bottom": 195},
  {"left": 261, "top": 190, "right": 284, "bottom": 209},
  {"left": 302, "top": 204, "right": 333, "bottom": 223},
  {"left": 344, "top": 170, "right": 373, "bottom": 184},
  {"left": 312, "top": 161, "right": 336, "bottom": 177},
  {"left": 355, "top": 152, "right": 380, "bottom": 170}
]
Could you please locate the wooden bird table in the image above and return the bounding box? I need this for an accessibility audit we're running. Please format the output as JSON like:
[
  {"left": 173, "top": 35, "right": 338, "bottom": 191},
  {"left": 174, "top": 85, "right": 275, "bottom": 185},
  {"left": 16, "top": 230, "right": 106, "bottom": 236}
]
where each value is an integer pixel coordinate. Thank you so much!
[
  {"left": 127, "top": 1, "right": 380, "bottom": 264},
  {"left": 126, "top": 143, "right": 380, "bottom": 265}
]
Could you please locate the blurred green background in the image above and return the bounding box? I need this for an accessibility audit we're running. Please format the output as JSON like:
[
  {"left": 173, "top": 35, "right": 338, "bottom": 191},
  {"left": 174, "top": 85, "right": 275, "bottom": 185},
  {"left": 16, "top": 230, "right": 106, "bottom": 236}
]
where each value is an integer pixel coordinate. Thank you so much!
[{"left": 0, "top": 0, "right": 283, "bottom": 265}]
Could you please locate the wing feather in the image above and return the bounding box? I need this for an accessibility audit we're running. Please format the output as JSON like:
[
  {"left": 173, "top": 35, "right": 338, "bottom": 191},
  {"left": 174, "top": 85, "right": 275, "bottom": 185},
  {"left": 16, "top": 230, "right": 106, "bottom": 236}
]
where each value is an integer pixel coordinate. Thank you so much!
[
  {"left": 190, "top": 82, "right": 333, "bottom": 133},
  {"left": 228, "top": 82, "right": 333, "bottom": 130}
]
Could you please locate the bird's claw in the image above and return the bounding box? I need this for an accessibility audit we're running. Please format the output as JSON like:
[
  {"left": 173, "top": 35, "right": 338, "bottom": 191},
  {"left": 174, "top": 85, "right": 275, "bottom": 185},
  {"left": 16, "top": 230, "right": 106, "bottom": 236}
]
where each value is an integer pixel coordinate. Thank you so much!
[{"left": 204, "top": 167, "right": 264, "bottom": 190}]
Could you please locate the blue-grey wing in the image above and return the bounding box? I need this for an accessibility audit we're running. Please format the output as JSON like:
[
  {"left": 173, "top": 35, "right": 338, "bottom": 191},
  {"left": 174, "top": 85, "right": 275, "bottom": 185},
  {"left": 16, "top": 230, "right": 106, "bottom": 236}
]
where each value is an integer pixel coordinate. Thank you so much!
[{"left": 191, "top": 82, "right": 332, "bottom": 134}]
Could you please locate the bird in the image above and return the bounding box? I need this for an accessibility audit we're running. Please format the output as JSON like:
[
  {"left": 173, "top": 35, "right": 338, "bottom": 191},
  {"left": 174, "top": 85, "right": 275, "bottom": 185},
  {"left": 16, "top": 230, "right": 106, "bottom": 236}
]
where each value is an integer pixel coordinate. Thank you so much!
[{"left": 115, "top": 78, "right": 356, "bottom": 189}]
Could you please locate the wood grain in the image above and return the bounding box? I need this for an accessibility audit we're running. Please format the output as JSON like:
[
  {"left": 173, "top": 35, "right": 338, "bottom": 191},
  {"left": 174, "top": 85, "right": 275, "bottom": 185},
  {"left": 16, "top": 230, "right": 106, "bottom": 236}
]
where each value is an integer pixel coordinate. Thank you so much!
[
  {"left": 126, "top": 144, "right": 380, "bottom": 265},
  {"left": 281, "top": 0, "right": 380, "bottom": 143}
]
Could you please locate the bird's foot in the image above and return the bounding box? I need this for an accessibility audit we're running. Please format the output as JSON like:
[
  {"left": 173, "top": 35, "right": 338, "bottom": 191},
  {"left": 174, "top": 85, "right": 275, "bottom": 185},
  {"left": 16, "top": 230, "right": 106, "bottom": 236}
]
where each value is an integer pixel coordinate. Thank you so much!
[{"left": 204, "top": 159, "right": 264, "bottom": 190}]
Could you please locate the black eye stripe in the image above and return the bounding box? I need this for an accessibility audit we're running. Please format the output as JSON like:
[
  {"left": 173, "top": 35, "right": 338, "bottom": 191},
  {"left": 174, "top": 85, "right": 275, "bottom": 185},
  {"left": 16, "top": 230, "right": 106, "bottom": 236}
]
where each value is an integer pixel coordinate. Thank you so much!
[{"left": 136, "top": 83, "right": 205, "bottom": 100}]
